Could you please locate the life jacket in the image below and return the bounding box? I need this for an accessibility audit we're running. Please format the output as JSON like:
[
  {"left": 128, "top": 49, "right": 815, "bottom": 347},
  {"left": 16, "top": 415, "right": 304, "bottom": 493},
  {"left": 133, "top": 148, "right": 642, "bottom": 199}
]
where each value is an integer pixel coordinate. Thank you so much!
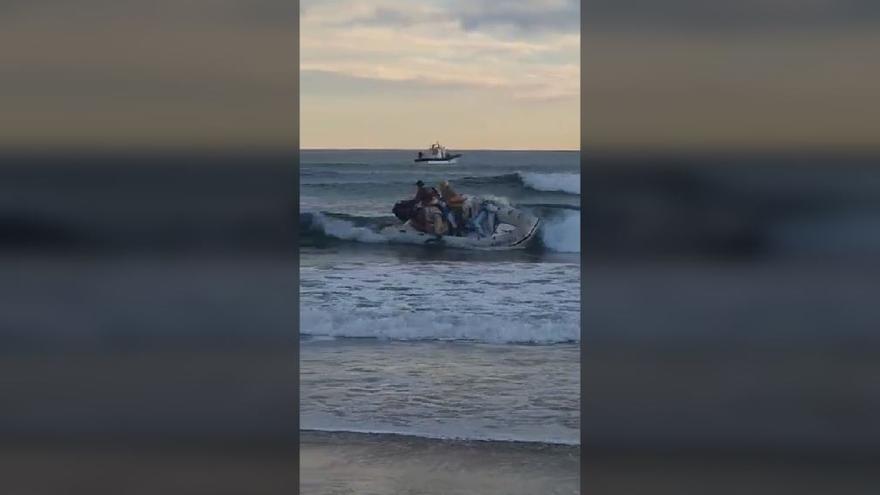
[{"left": 439, "top": 183, "right": 465, "bottom": 207}]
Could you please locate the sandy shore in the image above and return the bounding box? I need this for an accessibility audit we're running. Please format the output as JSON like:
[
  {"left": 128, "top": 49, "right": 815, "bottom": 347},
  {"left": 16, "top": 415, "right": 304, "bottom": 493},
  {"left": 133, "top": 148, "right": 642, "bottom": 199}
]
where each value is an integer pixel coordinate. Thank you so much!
[
  {"left": 301, "top": 431, "right": 579, "bottom": 495},
  {"left": 2, "top": 441, "right": 876, "bottom": 495}
]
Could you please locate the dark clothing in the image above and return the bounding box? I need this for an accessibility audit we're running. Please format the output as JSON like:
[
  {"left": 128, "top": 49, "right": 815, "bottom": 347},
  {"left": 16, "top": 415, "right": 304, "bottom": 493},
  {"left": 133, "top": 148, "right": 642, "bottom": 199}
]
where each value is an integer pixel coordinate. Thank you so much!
[
  {"left": 392, "top": 199, "right": 418, "bottom": 222},
  {"left": 414, "top": 186, "right": 437, "bottom": 205}
]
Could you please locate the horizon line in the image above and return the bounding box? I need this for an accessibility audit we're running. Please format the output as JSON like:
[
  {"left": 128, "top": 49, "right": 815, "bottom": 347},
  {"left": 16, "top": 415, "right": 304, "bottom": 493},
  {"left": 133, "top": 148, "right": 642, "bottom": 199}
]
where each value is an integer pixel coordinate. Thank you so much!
[{"left": 301, "top": 147, "right": 580, "bottom": 152}]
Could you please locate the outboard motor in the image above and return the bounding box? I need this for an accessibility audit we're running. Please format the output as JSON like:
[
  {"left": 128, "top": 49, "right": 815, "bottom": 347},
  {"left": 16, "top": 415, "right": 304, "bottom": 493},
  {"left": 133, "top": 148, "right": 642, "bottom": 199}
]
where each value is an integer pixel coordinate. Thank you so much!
[{"left": 392, "top": 199, "right": 418, "bottom": 222}]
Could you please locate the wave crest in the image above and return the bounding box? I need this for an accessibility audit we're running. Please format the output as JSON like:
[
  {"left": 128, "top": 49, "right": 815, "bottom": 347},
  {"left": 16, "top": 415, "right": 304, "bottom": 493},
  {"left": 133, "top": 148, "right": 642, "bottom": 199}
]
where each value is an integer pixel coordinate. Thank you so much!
[
  {"left": 540, "top": 211, "right": 580, "bottom": 253},
  {"left": 517, "top": 172, "right": 580, "bottom": 195},
  {"left": 302, "top": 209, "right": 580, "bottom": 253},
  {"left": 302, "top": 211, "right": 389, "bottom": 243}
]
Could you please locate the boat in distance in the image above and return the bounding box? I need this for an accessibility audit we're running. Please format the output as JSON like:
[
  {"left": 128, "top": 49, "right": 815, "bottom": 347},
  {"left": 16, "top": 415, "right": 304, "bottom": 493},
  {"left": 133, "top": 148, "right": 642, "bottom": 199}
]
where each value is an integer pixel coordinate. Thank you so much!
[{"left": 414, "top": 141, "right": 462, "bottom": 164}]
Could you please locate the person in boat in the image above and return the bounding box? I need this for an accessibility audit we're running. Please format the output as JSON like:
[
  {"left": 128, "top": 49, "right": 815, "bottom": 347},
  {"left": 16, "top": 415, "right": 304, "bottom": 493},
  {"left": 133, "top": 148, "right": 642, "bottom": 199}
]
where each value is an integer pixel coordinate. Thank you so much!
[
  {"left": 410, "top": 180, "right": 447, "bottom": 235},
  {"left": 413, "top": 180, "right": 438, "bottom": 206},
  {"left": 438, "top": 180, "right": 466, "bottom": 235},
  {"left": 392, "top": 182, "right": 426, "bottom": 225},
  {"left": 467, "top": 200, "right": 499, "bottom": 238},
  {"left": 418, "top": 151, "right": 423, "bottom": 159},
  {"left": 439, "top": 180, "right": 464, "bottom": 205}
]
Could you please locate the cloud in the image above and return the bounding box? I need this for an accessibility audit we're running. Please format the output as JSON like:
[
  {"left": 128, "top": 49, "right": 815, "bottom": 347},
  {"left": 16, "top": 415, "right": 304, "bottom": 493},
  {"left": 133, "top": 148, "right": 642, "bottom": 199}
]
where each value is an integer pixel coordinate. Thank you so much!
[
  {"left": 300, "top": 0, "right": 579, "bottom": 101},
  {"left": 455, "top": 0, "right": 579, "bottom": 34},
  {"left": 302, "top": 0, "right": 579, "bottom": 34}
]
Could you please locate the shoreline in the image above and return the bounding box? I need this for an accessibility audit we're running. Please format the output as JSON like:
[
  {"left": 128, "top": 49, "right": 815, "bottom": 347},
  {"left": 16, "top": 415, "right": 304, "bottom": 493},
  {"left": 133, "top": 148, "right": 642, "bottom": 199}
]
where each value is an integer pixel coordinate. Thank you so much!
[
  {"left": 301, "top": 430, "right": 580, "bottom": 495},
  {"left": 301, "top": 428, "right": 581, "bottom": 448}
]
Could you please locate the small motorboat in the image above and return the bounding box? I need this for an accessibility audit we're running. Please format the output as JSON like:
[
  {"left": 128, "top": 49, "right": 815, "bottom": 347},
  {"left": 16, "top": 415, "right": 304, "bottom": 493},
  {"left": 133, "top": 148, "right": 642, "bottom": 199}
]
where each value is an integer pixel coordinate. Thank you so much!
[
  {"left": 382, "top": 196, "right": 540, "bottom": 250},
  {"left": 414, "top": 142, "right": 462, "bottom": 164}
]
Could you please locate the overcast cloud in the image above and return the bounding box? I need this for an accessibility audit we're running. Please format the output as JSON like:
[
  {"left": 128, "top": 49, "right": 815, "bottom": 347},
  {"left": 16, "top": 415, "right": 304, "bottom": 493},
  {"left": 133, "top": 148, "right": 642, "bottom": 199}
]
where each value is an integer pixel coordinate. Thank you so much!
[
  {"left": 4, "top": 0, "right": 877, "bottom": 150},
  {"left": 301, "top": 0, "right": 579, "bottom": 101}
]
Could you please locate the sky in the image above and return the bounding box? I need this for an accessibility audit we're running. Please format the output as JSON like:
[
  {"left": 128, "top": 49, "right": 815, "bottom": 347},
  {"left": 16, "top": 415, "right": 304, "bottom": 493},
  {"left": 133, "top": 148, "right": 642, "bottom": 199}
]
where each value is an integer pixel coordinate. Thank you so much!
[
  {"left": 300, "top": 0, "right": 580, "bottom": 150},
  {"left": 1, "top": 0, "right": 877, "bottom": 151},
  {"left": 580, "top": 0, "right": 880, "bottom": 151},
  {"left": 0, "top": 0, "right": 299, "bottom": 150}
]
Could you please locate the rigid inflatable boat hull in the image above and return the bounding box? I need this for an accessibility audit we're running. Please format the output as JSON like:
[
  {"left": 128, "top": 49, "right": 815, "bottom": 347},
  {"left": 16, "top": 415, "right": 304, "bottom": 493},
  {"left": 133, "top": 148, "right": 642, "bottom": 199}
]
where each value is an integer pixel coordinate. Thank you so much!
[
  {"left": 414, "top": 156, "right": 460, "bottom": 165},
  {"left": 379, "top": 205, "right": 540, "bottom": 250}
]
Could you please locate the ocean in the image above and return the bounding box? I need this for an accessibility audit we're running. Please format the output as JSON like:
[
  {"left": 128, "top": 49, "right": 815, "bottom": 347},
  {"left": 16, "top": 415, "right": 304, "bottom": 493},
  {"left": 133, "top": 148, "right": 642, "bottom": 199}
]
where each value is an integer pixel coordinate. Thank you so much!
[
  {"left": 299, "top": 150, "right": 580, "bottom": 448},
  {"left": 3, "top": 151, "right": 878, "bottom": 494}
]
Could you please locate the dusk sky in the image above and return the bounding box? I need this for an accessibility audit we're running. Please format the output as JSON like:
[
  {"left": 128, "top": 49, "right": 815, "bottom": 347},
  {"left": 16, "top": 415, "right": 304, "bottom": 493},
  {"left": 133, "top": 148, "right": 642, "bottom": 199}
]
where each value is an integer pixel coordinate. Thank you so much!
[
  {"left": 300, "top": 0, "right": 580, "bottom": 150},
  {"left": 3, "top": 0, "right": 877, "bottom": 151}
]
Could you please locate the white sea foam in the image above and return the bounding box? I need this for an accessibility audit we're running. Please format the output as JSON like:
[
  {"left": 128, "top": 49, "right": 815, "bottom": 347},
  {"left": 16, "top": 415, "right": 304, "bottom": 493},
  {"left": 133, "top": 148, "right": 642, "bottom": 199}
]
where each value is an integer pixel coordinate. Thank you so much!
[
  {"left": 300, "top": 261, "right": 580, "bottom": 343},
  {"left": 518, "top": 172, "right": 580, "bottom": 195},
  {"left": 300, "top": 427, "right": 580, "bottom": 446},
  {"left": 540, "top": 211, "right": 580, "bottom": 253},
  {"left": 307, "top": 211, "right": 387, "bottom": 243},
  {"left": 475, "top": 194, "right": 511, "bottom": 207},
  {"left": 308, "top": 204, "right": 581, "bottom": 253}
]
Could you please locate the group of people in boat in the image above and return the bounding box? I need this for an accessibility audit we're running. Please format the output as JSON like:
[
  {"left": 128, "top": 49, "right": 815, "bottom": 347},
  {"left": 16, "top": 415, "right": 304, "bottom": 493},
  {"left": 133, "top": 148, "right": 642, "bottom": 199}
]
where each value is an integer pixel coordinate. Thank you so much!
[
  {"left": 392, "top": 179, "right": 498, "bottom": 237},
  {"left": 417, "top": 142, "right": 445, "bottom": 160}
]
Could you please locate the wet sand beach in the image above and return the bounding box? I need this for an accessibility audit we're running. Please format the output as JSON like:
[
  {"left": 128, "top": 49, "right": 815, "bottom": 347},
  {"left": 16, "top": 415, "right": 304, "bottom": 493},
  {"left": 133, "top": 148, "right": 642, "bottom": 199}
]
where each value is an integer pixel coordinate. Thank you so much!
[{"left": 300, "top": 431, "right": 579, "bottom": 495}]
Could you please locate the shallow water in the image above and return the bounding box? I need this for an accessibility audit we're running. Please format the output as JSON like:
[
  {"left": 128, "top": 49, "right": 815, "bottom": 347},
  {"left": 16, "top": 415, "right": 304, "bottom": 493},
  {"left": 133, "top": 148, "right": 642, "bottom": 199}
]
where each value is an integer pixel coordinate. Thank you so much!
[
  {"left": 301, "top": 340, "right": 580, "bottom": 444},
  {"left": 300, "top": 149, "right": 581, "bottom": 254},
  {"left": 300, "top": 150, "right": 581, "bottom": 444},
  {"left": 301, "top": 260, "right": 579, "bottom": 343}
]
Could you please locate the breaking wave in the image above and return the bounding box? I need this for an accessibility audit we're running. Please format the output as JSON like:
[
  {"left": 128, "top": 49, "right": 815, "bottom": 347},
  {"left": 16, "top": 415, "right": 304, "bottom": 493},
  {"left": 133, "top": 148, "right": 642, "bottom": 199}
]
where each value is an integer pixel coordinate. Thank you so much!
[
  {"left": 540, "top": 211, "right": 580, "bottom": 253},
  {"left": 305, "top": 172, "right": 581, "bottom": 196},
  {"left": 301, "top": 210, "right": 580, "bottom": 253},
  {"left": 455, "top": 172, "right": 579, "bottom": 195},
  {"left": 517, "top": 172, "right": 580, "bottom": 195},
  {"left": 300, "top": 211, "right": 389, "bottom": 244}
]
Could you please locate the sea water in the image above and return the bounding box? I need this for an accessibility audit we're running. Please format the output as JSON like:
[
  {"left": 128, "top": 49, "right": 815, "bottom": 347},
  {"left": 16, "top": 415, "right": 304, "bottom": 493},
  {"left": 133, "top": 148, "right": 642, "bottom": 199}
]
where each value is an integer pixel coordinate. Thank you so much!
[{"left": 300, "top": 150, "right": 580, "bottom": 444}]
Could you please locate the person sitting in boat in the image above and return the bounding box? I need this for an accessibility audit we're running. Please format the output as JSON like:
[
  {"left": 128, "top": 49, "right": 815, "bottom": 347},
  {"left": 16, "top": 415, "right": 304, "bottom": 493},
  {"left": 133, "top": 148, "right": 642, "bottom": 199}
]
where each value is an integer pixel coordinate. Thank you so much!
[
  {"left": 439, "top": 180, "right": 465, "bottom": 206},
  {"left": 397, "top": 180, "right": 433, "bottom": 217},
  {"left": 438, "top": 180, "right": 466, "bottom": 235},
  {"left": 468, "top": 200, "right": 499, "bottom": 238},
  {"left": 413, "top": 180, "right": 438, "bottom": 206},
  {"left": 410, "top": 180, "right": 447, "bottom": 235}
]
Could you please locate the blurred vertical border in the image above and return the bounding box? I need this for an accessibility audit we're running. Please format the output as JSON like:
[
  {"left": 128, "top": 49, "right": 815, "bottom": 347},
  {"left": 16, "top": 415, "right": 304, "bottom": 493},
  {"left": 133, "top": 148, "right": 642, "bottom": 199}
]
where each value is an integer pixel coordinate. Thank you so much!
[
  {"left": 0, "top": 1, "right": 300, "bottom": 493},
  {"left": 4, "top": 0, "right": 880, "bottom": 493},
  {"left": 580, "top": 0, "right": 880, "bottom": 493}
]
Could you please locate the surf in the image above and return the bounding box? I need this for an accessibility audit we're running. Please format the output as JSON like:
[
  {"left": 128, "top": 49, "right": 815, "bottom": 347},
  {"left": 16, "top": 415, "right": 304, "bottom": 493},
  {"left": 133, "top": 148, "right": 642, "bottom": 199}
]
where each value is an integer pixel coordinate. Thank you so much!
[
  {"left": 516, "top": 172, "right": 580, "bottom": 195},
  {"left": 301, "top": 208, "right": 580, "bottom": 253}
]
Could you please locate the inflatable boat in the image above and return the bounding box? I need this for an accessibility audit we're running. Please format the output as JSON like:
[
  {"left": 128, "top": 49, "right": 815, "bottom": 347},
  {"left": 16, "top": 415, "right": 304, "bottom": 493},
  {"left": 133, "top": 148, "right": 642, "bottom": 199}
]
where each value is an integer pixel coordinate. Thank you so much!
[
  {"left": 381, "top": 198, "right": 540, "bottom": 250},
  {"left": 414, "top": 155, "right": 461, "bottom": 165},
  {"left": 414, "top": 142, "right": 462, "bottom": 165}
]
